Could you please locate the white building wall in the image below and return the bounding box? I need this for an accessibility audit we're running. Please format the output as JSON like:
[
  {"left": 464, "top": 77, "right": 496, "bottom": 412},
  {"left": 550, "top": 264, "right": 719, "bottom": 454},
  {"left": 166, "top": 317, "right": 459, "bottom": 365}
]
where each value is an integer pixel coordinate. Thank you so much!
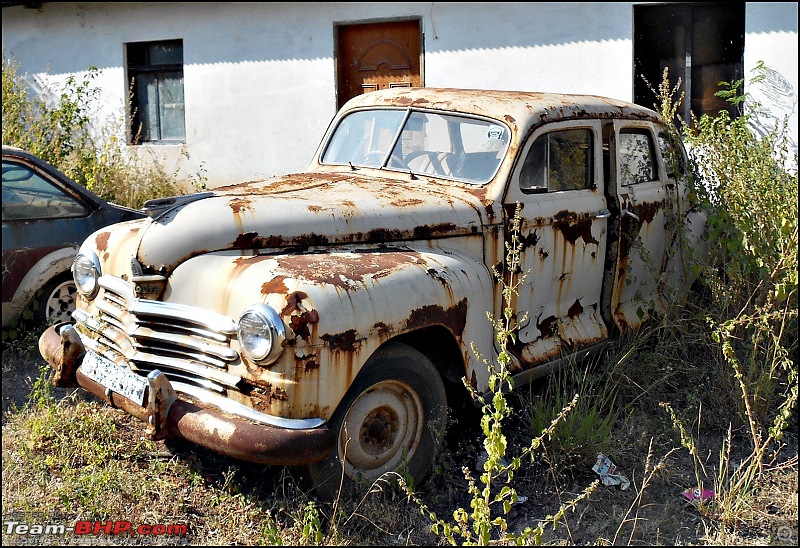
[
  {"left": 744, "top": 2, "right": 798, "bottom": 159},
  {"left": 3, "top": 2, "right": 797, "bottom": 187}
]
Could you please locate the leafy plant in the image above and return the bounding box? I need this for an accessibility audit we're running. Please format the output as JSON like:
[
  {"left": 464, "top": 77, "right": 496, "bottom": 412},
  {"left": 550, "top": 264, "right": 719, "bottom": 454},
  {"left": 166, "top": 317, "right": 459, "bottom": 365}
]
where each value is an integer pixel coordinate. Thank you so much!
[
  {"left": 2, "top": 49, "right": 195, "bottom": 209},
  {"left": 657, "top": 61, "right": 798, "bottom": 533},
  {"left": 403, "top": 204, "right": 598, "bottom": 545}
]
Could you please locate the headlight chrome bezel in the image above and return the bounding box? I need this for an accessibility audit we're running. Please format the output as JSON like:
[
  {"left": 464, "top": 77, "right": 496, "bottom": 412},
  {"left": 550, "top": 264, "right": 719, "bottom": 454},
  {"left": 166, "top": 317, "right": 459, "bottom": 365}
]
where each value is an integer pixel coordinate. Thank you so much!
[
  {"left": 237, "top": 304, "right": 286, "bottom": 365},
  {"left": 72, "top": 251, "right": 101, "bottom": 299}
]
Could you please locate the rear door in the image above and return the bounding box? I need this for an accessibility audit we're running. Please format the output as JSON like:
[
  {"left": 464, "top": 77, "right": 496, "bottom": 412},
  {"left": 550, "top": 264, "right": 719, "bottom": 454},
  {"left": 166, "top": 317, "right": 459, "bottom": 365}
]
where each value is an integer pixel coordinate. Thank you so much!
[{"left": 607, "top": 121, "right": 670, "bottom": 333}]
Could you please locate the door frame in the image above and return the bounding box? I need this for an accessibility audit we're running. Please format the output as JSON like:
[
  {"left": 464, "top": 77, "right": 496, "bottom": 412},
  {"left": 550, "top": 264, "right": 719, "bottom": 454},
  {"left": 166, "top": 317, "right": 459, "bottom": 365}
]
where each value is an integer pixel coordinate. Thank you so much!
[{"left": 333, "top": 17, "right": 424, "bottom": 110}]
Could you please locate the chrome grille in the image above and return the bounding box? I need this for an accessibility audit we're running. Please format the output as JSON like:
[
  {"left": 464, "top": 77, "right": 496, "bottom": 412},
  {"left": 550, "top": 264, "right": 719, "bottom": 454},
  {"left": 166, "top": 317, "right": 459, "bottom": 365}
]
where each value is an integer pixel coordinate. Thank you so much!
[{"left": 73, "top": 276, "right": 241, "bottom": 394}]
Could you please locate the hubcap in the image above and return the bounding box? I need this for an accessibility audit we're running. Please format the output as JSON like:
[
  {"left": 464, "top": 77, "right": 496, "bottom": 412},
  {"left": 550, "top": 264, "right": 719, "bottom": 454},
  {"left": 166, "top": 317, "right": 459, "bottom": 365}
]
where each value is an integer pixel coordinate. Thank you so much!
[
  {"left": 45, "top": 280, "right": 77, "bottom": 324},
  {"left": 339, "top": 379, "right": 423, "bottom": 480}
]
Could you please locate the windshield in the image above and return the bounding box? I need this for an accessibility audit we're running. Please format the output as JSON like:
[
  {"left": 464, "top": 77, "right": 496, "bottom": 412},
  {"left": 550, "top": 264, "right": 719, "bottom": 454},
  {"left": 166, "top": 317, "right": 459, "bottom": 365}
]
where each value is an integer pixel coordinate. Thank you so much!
[{"left": 321, "top": 109, "right": 510, "bottom": 185}]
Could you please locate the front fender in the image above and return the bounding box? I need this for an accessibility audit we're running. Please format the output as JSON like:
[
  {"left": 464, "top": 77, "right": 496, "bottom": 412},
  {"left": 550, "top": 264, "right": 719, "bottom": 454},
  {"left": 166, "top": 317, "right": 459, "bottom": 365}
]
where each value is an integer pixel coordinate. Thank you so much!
[{"left": 165, "top": 241, "right": 495, "bottom": 419}]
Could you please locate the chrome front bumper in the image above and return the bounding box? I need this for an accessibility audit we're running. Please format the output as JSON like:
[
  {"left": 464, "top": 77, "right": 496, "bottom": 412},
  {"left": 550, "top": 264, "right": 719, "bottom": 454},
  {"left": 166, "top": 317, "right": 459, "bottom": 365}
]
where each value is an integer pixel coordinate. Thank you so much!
[{"left": 39, "top": 323, "right": 335, "bottom": 466}]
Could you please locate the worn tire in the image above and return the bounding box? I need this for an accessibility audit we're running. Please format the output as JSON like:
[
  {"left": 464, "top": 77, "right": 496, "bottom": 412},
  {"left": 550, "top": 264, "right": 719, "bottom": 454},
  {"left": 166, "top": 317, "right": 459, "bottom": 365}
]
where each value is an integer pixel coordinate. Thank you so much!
[
  {"left": 35, "top": 272, "right": 77, "bottom": 326},
  {"left": 307, "top": 342, "right": 448, "bottom": 500}
]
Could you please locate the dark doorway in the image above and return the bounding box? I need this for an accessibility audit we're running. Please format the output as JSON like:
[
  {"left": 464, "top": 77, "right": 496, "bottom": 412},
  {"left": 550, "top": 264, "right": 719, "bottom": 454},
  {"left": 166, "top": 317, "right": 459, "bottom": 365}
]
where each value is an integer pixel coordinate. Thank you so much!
[{"left": 634, "top": 2, "right": 745, "bottom": 128}]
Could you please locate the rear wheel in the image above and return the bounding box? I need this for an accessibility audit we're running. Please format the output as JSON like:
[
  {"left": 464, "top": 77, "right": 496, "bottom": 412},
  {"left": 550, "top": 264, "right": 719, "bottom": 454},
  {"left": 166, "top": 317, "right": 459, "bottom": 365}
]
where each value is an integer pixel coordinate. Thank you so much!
[
  {"left": 308, "top": 342, "right": 447, "bottom": 500},
  {"left": 35, "top": 272, "right": 77, "bottom": 325}
]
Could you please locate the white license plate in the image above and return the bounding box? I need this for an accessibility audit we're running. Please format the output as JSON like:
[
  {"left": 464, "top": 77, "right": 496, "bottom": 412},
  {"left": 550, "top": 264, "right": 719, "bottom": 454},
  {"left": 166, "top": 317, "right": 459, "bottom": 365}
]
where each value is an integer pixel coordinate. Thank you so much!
[{"left": 80, "top": 349, "right": 147, "bottom": 406}]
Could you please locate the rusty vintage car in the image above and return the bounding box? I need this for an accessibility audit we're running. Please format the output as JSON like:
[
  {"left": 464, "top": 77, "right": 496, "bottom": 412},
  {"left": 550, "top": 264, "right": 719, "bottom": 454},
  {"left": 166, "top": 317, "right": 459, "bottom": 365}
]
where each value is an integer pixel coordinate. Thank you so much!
[{"left": 39, "top": 88, "right": 706, "bottom": 496}]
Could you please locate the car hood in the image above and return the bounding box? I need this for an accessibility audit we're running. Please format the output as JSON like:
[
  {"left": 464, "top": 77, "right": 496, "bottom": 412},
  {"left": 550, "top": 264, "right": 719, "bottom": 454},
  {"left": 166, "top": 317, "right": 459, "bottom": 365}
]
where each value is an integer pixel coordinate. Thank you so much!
[{"left": 133, "top": 172, "right": 487, "bottom": 273}]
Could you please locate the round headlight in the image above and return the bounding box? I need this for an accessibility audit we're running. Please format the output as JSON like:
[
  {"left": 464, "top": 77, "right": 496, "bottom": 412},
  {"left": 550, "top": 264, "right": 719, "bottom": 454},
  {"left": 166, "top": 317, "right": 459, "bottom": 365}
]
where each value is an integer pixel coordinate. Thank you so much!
[
  {"left": 237, "top": 304, "right": 286, "bottom": 364},
  {"left": 72, "top": 252, "right": 101, "bottom": 298}
]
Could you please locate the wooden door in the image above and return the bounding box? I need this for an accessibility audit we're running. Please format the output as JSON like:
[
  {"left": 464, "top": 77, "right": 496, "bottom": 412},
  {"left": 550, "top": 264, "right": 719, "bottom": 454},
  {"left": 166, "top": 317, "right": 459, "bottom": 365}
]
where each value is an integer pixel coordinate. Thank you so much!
[{"left": 336, "top": 20, "right": 422, "bottom": 109}]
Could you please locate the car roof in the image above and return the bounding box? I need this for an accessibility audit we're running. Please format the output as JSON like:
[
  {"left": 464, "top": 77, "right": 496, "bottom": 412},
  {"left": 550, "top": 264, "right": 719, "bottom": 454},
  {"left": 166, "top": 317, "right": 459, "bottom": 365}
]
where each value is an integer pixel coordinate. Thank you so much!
[{"left": 339, "top": 87, "right": 664, "bottom": 137}]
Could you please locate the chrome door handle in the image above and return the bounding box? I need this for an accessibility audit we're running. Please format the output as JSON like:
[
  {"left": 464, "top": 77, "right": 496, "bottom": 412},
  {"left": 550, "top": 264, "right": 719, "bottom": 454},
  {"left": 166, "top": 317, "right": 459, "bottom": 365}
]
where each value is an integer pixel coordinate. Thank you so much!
[
  {"left": 621, "top": 209, "right": 640, "bottom": 222},
  {"left": 595, "top": 209, "right": 611, "bottom": 219}
]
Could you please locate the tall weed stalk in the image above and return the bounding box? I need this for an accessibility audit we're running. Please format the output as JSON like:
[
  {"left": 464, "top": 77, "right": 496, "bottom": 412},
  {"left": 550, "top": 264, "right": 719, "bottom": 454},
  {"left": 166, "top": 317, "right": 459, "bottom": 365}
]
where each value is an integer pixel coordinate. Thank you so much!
[{"left": 403, "top": 204, "right": 598, "bottom": 545}]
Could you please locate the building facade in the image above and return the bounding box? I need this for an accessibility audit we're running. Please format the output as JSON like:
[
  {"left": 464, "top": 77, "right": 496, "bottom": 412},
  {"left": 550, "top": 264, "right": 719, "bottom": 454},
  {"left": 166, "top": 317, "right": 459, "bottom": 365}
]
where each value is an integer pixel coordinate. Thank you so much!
[{"left": 2, "top": 2, "right": 797, "bottom": 188}]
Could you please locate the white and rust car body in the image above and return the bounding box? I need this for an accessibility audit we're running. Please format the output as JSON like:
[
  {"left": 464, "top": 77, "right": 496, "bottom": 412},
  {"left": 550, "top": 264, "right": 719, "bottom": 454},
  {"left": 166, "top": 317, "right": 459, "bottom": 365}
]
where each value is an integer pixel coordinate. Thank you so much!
[{"left": 39, "top": 88, "right": 705, "bottom": 492}]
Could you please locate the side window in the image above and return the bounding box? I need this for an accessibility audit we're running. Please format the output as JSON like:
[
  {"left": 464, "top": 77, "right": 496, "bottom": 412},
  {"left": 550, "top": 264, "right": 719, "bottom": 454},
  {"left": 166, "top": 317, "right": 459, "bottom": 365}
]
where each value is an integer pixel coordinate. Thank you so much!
[
  {"left": 126, "top": 39, "right": 186, "bottom": 143},
  {"left": 658, "top": 132, "right": 687, "bottom": 178},
  {"left": 618, "top": 129, "right": 657, "bottom": 186},
  {"left": 520, "top": 128, "right": 593, "bottom": 192},
  {"left": 2, "top": 160, "right": 89, "bottom": 221}
]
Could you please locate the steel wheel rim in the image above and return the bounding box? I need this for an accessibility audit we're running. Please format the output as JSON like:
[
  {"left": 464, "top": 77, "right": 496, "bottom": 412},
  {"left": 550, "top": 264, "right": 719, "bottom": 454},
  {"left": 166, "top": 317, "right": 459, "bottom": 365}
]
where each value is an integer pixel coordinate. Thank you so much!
[
  {"left": 45, "top": 280, "right": 77, "bottom": 324},
  {"left": 339, "top": 379, "right": 423, "bottom": 480}
]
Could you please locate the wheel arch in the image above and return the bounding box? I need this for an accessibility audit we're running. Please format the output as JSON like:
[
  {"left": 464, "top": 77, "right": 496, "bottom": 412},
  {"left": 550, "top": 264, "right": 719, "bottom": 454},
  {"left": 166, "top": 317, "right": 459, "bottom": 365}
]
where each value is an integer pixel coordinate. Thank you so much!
[
  {"left": 5, "top": 246, "right": 77, "bottom": 326},
  {"left": 392, "top": 325, "right": 473, "bottom": 409}
]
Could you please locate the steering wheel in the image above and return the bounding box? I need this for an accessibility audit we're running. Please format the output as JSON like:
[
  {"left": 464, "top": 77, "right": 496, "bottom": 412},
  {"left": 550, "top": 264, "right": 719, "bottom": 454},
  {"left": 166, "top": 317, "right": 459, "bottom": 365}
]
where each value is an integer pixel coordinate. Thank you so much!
[
  {"left": 363, "top": 150, "right": 408, "bottom": 169},
  {"left": 403, "top": 151, "right": 449, "bottom": 176}
]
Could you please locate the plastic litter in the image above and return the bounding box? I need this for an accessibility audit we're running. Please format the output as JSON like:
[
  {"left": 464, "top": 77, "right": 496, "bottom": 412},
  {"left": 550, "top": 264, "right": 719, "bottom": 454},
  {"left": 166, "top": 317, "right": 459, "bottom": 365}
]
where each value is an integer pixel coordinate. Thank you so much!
[
  {"left": 592, "top": 453, "right": 630, "bottom": 490},
  {"left": 681, "top": 487, "right": 714, "bottom": 503}
]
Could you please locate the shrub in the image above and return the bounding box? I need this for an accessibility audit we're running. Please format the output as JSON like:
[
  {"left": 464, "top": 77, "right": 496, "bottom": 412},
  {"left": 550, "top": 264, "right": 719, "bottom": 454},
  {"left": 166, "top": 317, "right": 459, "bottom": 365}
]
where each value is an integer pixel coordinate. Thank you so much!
[{"left": 2, "top": 50, "right": 195, "bottom": 209}]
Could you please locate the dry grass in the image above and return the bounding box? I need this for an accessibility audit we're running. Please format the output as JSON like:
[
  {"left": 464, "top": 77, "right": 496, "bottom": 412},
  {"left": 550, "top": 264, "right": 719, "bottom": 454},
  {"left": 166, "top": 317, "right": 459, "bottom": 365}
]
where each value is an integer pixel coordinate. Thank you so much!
[{"left": 2, "top": 332, "right": 796, "bottom": 546}]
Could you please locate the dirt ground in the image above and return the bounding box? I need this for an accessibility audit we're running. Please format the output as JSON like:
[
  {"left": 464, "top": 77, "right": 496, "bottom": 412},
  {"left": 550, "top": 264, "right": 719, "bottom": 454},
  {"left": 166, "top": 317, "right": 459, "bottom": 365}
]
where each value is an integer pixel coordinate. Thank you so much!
[{"left": 2, "top": 332, "right": 797, "bottom": 546}]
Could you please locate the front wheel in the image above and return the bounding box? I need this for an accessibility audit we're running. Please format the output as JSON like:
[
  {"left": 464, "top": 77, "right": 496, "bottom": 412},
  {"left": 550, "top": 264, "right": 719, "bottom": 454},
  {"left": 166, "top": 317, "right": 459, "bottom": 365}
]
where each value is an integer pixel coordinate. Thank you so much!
[{"left": 307, "top": 342, "right": 447, "bottom": 499}]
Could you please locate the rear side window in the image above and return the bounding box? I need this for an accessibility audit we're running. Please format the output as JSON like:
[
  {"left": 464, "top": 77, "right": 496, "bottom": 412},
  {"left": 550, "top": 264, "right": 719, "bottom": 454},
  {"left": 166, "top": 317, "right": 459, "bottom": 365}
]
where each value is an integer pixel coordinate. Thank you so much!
[
  {"left": 520, "top": 128, "right": 593, "bottom": 192},
  {"left": 658, "top": 132, "right": 687, "bottom": 178},
  {"left": 618, "top": 129, "right": 658, "bottom": 185}
]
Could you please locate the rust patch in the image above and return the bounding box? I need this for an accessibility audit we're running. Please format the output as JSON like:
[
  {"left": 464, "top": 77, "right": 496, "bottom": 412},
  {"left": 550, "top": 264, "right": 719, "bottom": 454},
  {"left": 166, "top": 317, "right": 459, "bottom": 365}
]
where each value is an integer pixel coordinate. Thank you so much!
[
  {"left": 229, "top": 197, "right": 253, "bottom": 214},
  {"left": 293, "top": 234, "right": 331, "bottom": 247},
  {"left": 280, "top": 291, "right": 319, "bottom": 340},
  {"left": 365, "top": 227, "right": 406, "bottom": 243},
  {"left": 373, "top": 321, "right": 391, "bottom": 337},
  {"left": 239, "top": 378, "right": 277, "bottom": 409},
  {"left": 520, "top": 229, "right": 539, "bottom": 251},
  {"left": 276, "top": 251, "right": 421, "bottom": 289},
  {"left": 261, "top": 276, "right": 289, "bottom": 296},
  {"left": 307, "top": 205, "right": 323, "bottom": 212},
  {"left": 321, "top": 329, "right": 358, "bottom": 352},
  {"left": 567, "top": 299, "right": 583, "bottom": 319},
  {"left": 406, "top": 298, "right": 468, "bottom": 337},
  {"left": 282, "top": 291, "right": 308, "bottom": 315},
  {"left": 413, "top": 223, "right": 458, "bottom": 239},
  {"left": 636, "top": 200, "right": 664, "bottom": 224},
  {"left": 233, "top": 232, "right": 285, "bottom": 249},
  {"left": 553, "top": 211, "right": 599, "bottom": 245},
  {"left": 289, "top": 310, "right": 320, "bottom": 340},
  {"left": 537, "top": 315, "right": 558, "bottom": 338},
  {"left": 426, "top": 268, "right": 449, "bottom": 286},
  {"left": 95, "top": 231, "right": 110, "bottom": 252},
  {"left": 390, "top": 198, "right": 425, "bottom": 207},
  {"left": 538, "top": 248, "right": 549, "bottom": 260}
]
